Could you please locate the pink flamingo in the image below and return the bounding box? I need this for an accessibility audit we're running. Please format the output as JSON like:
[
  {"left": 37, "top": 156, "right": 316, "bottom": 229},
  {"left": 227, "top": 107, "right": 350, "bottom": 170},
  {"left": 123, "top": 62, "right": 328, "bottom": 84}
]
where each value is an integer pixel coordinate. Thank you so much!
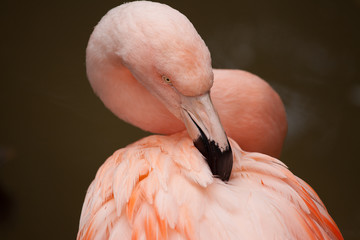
[{"left": 77, "top": 1, "right": 343, "bottom": 239}]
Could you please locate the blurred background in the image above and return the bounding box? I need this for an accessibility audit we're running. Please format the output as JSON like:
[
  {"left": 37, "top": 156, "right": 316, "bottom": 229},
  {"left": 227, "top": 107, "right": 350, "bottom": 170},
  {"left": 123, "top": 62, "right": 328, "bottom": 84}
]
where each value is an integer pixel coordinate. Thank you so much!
[{"left": 1, "top": 0, "right": 359, "bottom": 239}]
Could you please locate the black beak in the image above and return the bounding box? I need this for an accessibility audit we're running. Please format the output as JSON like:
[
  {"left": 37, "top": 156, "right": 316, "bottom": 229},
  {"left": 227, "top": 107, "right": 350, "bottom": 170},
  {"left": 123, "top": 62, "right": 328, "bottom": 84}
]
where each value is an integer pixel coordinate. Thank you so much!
[
  {"left": 180, "top": 93, "right": 233, "bottom": 182},
  {"left": 189, "top": 113, "right": 233, "bottom": 181}
]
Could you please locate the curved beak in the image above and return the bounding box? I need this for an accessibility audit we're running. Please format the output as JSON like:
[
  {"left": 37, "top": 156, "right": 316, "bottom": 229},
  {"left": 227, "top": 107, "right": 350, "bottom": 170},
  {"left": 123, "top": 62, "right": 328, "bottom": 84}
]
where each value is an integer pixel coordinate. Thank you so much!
[{"left": 180, "top": 93, "right": 233, "bottom": 181}]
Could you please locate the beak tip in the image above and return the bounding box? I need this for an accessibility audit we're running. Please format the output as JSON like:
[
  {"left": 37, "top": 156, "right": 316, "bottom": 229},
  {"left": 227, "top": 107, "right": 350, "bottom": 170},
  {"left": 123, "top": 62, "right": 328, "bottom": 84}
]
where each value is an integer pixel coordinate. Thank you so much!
[
  {"left": 194, "top": 137, "right": 233, "bottom": 182},
  {"left": 217, "top": 146, "right": 233, "bottom": 181}
]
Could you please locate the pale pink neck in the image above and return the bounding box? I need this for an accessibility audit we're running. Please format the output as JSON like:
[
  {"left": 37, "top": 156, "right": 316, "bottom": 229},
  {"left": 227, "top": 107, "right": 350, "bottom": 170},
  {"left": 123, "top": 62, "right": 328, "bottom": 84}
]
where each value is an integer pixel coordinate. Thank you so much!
[
  {"left": 88, "top": 60, "right": 184, "bottom": 134},
  {"left": 88, "top": 64, "right": 287, "bottom": 157}
]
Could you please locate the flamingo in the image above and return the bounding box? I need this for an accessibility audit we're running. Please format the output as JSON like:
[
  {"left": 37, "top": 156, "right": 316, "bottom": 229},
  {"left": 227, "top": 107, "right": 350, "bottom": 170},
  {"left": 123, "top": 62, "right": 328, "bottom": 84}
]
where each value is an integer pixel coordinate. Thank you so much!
[{"left": 77, "top": 1, "right": 343, "bottom": 239}]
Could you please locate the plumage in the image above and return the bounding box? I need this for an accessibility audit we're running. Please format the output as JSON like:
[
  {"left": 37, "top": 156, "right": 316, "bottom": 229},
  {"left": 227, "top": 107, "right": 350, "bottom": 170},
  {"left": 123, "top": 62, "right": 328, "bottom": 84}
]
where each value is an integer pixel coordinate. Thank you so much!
[
  {"left": 78, "top": 1, "right": 342, "bottom": 239},
  {"left": 78, "top": 133, "right": 341, "bottom": 239}
]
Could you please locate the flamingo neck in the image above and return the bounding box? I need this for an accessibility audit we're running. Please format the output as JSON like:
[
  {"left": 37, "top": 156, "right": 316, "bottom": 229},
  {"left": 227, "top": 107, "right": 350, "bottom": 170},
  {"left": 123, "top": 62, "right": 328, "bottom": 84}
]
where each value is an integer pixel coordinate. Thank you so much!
[{"left": 86, "top": 54, "right": 185, "bottom": 134}]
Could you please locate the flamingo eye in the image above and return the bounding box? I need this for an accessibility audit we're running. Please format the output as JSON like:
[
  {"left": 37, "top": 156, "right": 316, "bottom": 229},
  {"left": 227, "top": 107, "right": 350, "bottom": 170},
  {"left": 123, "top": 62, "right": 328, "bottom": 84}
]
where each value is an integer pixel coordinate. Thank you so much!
[{"left": 162, "top": 75, "right": 172, "bottom": 84}]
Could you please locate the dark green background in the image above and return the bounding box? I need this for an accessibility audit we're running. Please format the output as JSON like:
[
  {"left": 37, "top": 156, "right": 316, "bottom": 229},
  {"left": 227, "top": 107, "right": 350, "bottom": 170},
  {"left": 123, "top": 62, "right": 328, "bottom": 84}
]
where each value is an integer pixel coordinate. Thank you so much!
[{"left": 1, "top": 0, "right": 359, "bottom": 239}]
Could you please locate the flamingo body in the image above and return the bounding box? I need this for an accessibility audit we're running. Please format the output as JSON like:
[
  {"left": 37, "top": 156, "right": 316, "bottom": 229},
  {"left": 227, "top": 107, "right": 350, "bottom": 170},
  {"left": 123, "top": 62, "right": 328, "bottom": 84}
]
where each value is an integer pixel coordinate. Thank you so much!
[
  {"left": 78, "top": 133, "right": 341, "bottom": 239},
  {"left": 78, "top": 1, "right": 342, "bottom": 239}
]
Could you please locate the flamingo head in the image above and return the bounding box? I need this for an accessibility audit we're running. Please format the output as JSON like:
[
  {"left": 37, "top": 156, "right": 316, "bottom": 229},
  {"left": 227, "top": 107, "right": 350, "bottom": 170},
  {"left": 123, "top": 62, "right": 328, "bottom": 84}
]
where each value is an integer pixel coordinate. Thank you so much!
[{"left": 86, "top": 1, "right": 233, "bottom": 181}]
